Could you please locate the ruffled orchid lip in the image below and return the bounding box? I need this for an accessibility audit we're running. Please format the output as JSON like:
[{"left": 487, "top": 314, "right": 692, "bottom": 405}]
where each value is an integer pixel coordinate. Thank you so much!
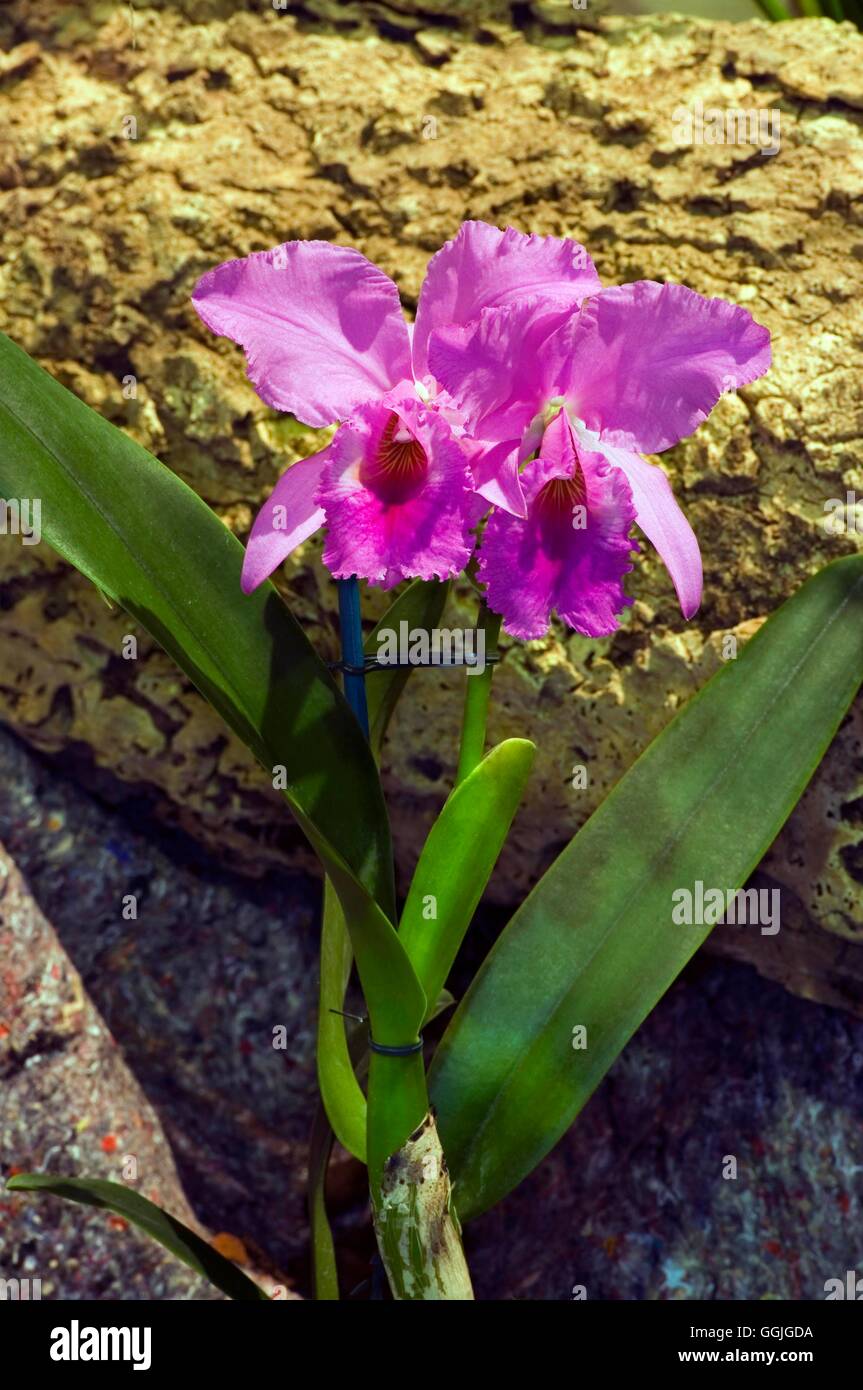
[
  {"left": 477, "top": 410, "right": 638, "bottom": 641},
  {"left": 534, "top": 470, "right": 586, "bottom": 519},
  {"left": 318, "top": 396, "right": 475, "bottom": 589},
  {"left": 360, "top": 412, "right": 429, "bottom": 504}
]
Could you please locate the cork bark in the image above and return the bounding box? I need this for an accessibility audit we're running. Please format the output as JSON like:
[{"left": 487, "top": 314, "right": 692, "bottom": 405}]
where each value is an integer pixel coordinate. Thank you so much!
[{"left": 1, "top": 3, "right": 863, "bottom": 1011}]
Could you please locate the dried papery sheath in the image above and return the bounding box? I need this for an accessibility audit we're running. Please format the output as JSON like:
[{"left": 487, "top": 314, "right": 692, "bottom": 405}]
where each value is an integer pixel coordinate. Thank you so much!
[{"left": 373, "top": 1112, "right": 474, "bottom": 1301}]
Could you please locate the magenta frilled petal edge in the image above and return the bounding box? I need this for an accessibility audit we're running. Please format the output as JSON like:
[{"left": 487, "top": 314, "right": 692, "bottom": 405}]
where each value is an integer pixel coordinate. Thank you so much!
[
  {"left": 192, "top": 240, "right": 412, "bottom": 429},
  {"left": 559, "top": 280, "right": 772, "bottom": 454}
]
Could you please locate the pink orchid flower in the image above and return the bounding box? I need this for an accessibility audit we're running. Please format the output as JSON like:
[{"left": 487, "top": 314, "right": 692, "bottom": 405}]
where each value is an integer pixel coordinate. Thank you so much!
[
  {"left": 191, "top": 222, "right": 601, "bottom": 592},
  {"left": 428, "top": 281, "right": 771, "bottom": 639}
]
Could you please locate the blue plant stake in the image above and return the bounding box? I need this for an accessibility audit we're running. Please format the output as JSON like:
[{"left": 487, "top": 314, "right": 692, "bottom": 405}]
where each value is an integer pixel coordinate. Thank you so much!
[{"left": 337, "top": 576, "right": 370, "bottom": 740}]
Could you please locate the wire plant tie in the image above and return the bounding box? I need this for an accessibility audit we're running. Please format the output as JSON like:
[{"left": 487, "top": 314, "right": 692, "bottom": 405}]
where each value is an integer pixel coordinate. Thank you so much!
[
  {"left": 329, "top": 654, "right": 500, "bottom": 675},
  {"left": 328, "top": 1009, "right": 424, "bottom": 1056}
]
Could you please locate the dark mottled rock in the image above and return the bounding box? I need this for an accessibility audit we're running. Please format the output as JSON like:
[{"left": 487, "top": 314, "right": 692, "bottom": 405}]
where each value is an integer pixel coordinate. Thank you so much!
[
  {"left": 2, "top": 724, "right": 863, "bottom": 1300},
  {"left": 465, "top": 955, "right": 863, "bottom": 1301},
  {"left": 0, "top": 724, "right": 309, "bottom": 1297},
  {"left": 0, "top": 834, "right": 218, "bottom": 1299}
]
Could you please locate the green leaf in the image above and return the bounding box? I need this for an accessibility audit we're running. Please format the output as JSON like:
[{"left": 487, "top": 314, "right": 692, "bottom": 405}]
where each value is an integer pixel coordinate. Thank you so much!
[
  {"left": 0, "top": 334, "right": 427, "bottom": 1186},
  {"left": 400, "top": 738, "right": 535, "bottom": 1021},
  {"left": 317, "top": 843, "right": 427, "bottom": 1050},
  {"left": 431, "top": 556, "right": 863, "bottom": 1221},
  {"left": 7, "top": 1175, "right": 269, "bottom": 1301},
  {"left": 0, "top": 330, "right": 393, "bottom": 918},
  {"left": 317, "top": 880, "right": 367, "bottom": 1162},
  {"left": 366, "top": 579, "right": 451, "bottom": 760},
  {"left": 308, "top": 1105, "right": 340, "bottom": 1301},
  {"left": 454, "top": 604, "right": 502, "bottom": 786}
]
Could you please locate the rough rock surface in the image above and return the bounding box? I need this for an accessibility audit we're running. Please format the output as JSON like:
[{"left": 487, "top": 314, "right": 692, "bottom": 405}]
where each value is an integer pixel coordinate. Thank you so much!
[
  {"left": 0, "top": 724, "right": 311, "bottom": 1297},
  {"left": 1, "top": 4, "right": 863, "bottom": 1013},
  {"left": 466, "top": 946, "right": 863, "bottom": 1301},
  {"left": 0, "top": 834, "right": 219, "bottom": 1299},
  {"left": 2, "top": 721, "right": 862, "bottom": 1301}
]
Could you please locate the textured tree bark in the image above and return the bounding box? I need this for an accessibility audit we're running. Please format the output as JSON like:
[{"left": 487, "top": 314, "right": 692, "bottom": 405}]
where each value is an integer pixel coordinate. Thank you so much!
[{"left": 1, "top": 3, "right": 863, "bottom": 1013}]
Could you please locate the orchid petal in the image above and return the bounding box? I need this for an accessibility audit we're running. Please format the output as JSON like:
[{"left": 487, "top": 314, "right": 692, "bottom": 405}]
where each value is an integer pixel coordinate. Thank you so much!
[
  {"left": 192, "top": 241, "right": 412, "bottom": 428},
  {"left": 574, "top": 423, "right": 702, "bottom": 619},
  {"left": 428, "top": 297, "right": 573, "bottom": 444},
  {"left": 319, "top": 399, "right": 474, "bottom": 589},
  {"left": 560, "top": 281, "right": 771, "bottom": 454},
  {"left": 479, "top": 435, "right": 636, "bottom": 641},
  {"left": 536, "top": 405, "right": 579, "bottom": 477},
  {"left": 240, "top": 446, "right": 330, "bottom": 594},
  {"left": 412, "top": 220, "right": 601, "bottom": 378},
  {"left": 466, "top": 439, "right": 527, "bottom": 518}
]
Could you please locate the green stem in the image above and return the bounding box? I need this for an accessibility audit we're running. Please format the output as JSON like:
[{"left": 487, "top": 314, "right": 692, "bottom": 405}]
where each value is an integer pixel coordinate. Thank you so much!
[
  {"left": 366, "top": 1020, "right": 473, "bottom": 1299},
  {"left": 366, "top": 1050, "right": 429, "bottom": 1188},
  {"left": 320, "top": 575, "right": 474, "bottom": 1298},
  {"left": 455, "top": 602, "right": 502, "bottom": 786}
]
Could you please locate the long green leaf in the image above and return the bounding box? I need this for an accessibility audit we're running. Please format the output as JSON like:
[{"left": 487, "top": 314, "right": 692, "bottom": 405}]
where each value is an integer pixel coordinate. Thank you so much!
[
  {"left": 311, "top": 581, "right": 447, "bottom": 1056},
  {"left": 400, "top": 738, "right": 535, "bottom": 1021},
  {"left": 316, "top": 579, "right": 452, "bottom": 1163},
  {"left": 431, "top": 556, "right": 863, "bottom": 1220},
  {"left": 0, "top": 331, "right": 393, "bottom": 918},
  {"left": 308, "top": 1106, "right": 340, "bottom": 1301},
  {"left": 315, "top": 737, "right": 532, "bottom": 1169},
  {"left": 317, "top": 880, "right": 367, "bottom": 1162},
  {"left": 0, "top": 333, "right": 431, "bottom": 1202},
  {"left": 7, "top": 1175, "right": 269, "bottom": 1300},
  {"left": 317, "top": 846, "right": 426, "bottom": 1048}
]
